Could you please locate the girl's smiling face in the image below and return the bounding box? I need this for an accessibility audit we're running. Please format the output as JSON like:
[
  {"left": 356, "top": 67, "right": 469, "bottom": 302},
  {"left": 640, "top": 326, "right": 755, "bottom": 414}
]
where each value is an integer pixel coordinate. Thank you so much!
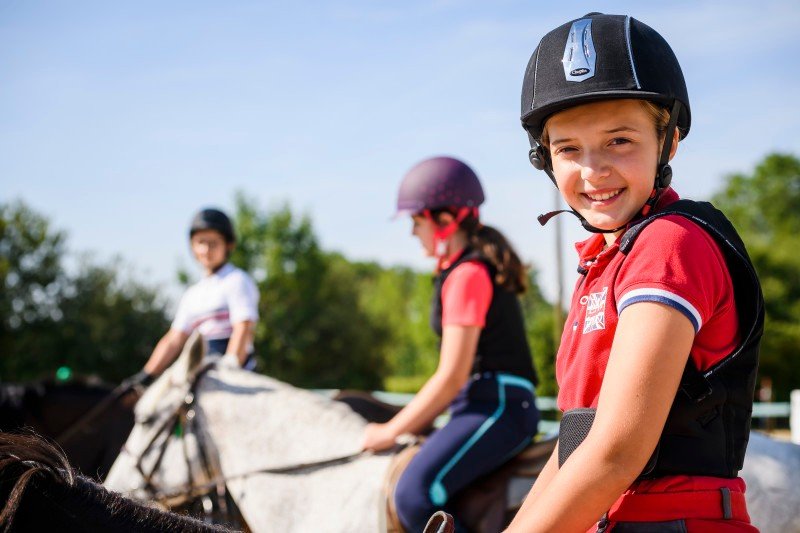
[{"left": 545, "top": 99, "right": 677, "bottom": 242}]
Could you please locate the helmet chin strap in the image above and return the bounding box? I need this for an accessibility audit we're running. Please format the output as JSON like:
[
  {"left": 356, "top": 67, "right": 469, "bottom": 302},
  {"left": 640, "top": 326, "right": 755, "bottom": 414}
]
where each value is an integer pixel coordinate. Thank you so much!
[
  {"left": 423, "top": 207, "right": 477, "bottom": 271},
  {"left": 532, "top": 100, "right": 682, "bottom": 234},
  {"left": 537, "top": 208, "right": 626, "bottom": 234}
]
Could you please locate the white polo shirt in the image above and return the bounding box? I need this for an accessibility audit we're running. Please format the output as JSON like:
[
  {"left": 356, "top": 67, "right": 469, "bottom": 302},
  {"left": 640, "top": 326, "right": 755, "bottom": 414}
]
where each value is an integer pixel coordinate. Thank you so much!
[{"left": 171, "top": 263, "right": 259, "bottom": 352}]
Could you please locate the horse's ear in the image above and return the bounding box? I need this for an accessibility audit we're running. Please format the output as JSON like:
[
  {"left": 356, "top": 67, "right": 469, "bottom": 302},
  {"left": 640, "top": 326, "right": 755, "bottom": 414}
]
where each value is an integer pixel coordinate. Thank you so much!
[{"left": 186, "top": 331, "right": 206, "bottom": 370}]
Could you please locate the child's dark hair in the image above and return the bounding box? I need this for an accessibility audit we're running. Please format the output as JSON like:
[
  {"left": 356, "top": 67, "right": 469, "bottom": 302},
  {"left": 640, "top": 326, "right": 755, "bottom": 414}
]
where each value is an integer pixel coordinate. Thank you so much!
[{"left": 433, "top": 209, "right": 528, "bottom": 294}]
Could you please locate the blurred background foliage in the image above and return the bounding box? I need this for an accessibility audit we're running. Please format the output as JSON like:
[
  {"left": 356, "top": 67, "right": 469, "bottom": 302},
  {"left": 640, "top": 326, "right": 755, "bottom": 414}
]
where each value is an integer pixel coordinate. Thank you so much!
[{"left": 1, "top": 153, "right": 798, "bottom": 401}]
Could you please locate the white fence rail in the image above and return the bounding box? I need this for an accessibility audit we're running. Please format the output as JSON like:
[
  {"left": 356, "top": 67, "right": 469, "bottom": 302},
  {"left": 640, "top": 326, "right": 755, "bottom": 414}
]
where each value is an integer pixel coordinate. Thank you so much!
[{"left": 336, "top": 390, "right": 800, "bottom": 443}]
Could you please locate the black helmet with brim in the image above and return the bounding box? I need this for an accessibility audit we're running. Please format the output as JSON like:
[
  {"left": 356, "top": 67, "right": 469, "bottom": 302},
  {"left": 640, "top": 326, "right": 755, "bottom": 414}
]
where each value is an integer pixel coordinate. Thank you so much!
[
  {"left": 189, "top": 208, "right": 235, "bottom": 243},
  {"left": 520, "top": 13, "right": 690, "bottom": 141}
]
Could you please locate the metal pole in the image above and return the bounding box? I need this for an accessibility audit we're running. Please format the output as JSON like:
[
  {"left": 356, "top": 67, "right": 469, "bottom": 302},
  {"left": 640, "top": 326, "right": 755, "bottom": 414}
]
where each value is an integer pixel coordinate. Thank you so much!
[{"left": 791, "top": 389, "right": 800, "bottom": 444}]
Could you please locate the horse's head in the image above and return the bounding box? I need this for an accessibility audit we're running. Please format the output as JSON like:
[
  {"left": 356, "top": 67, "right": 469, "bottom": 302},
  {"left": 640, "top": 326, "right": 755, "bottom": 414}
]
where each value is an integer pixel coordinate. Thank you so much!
[
  {"left": 134, "top": 331, "right": 207, "bottom": 423},
  {"left": 104, "top": 331, "right": 219, "bottom": 505}
]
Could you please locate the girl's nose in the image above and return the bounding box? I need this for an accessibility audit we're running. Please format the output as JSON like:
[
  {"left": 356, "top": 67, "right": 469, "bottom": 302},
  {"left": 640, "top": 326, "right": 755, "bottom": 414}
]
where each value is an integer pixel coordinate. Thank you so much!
[{"left": 580, "top": 152, "right": 610, "bottom": 183}]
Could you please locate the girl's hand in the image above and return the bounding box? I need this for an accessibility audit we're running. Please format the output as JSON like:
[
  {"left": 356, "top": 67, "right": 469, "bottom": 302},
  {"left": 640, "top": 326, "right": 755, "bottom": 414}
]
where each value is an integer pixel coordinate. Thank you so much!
[{"left": 361, "top": 422, "right": 398, "bottom": 452}]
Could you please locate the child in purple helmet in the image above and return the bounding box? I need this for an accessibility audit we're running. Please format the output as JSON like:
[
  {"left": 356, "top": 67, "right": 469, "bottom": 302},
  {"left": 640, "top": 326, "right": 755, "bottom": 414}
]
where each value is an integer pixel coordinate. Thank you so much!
[
  {"left": 361, "top": 156, "right": 540, "bottom": 532},
  {"left": 128, "top": 208, "right": 260, "bottom": 386},
  {"left": 505, "top": 13, "right": 763, "bottom": 533}
]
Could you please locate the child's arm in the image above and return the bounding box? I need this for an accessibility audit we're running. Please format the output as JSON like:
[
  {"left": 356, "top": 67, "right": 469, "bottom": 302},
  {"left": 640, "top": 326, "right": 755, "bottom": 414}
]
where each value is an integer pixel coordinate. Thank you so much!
[
  {"left": 224, "top": 319, "right": 254, "bottom": 365},
  {"left": 361, "top": 324, "right": 479, "bottom": 451},
  {"left": 505, "top": 301, "right": 695, "bottom": 532},
  {"left": 143, "top": 328, "right": 190, "bottom": 376}
]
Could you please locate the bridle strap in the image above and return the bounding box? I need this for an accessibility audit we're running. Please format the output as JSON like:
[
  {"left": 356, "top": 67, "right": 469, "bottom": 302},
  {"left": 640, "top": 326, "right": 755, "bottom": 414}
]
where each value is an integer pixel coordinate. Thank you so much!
[
  {"left": 131, "top": 362, "right": 216, "bottom": 497},
  {"left": 148, "top": 448, "right": 382, "bottom": 504}
]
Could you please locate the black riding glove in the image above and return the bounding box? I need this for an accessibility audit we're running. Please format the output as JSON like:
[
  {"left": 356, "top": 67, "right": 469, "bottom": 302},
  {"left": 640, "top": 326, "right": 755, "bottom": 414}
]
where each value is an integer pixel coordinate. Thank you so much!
[{"left": 124, "top": 370, "right": 155, "bottom": 389}]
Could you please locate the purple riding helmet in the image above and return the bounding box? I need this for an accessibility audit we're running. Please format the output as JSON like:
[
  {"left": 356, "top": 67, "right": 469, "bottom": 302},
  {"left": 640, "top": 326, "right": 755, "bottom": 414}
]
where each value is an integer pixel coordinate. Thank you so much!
[{"left": 395, "top": 156, "right": 485, "bottom": 218}]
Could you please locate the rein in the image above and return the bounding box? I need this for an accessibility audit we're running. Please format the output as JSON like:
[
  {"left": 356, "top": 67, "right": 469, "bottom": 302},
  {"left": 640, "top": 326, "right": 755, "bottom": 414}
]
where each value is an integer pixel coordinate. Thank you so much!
[
  {"left": 148, "top": 448, "right": 374, "bottom": 504},
  {"left": 132, "top": 362, "right": 217, "bottom": 498}
]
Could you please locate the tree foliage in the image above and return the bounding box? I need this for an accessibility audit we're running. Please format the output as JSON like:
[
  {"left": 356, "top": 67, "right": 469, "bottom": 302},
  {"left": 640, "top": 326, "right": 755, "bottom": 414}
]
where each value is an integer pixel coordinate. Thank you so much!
[
  {"left": 349, "top": 263, "right": 439, "bottom": 392},
  {"left": 230, "top": 192, "right": 559, "bottom": 394},
  {"left": 230, "top": 194, "right": 389, "bottom": 389},
  {"left": 0, "top": 201, "right": 170, "bottom": 382},
  {"left": 520, "top": 268, "right": 560, "bottom": 398},
  {"left": 1, "top": 196, "right": 561, "bottom": 397},
  {"left": 712, "top": 153, "right": 800, "bottom": 400}
]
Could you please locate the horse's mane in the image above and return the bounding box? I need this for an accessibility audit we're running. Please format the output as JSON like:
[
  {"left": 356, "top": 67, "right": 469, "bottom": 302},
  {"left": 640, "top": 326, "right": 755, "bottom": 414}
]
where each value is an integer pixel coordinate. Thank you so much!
[{"left": 0, "top": 431, "right": 234, "bottom": 532}]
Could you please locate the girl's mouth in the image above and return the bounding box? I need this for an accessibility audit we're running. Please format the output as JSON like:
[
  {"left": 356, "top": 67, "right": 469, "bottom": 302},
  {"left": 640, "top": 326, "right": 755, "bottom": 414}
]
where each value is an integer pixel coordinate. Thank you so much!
[{"left": 585, "top": 188, "right": 623, "bottom": 202}]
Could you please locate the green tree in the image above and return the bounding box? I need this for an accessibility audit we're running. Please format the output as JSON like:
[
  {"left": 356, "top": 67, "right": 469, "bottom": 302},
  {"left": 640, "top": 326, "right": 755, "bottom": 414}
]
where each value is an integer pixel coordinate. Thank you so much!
[
  {"left": 712, "top": 153, "right": 800, "bottom": 401},
  {"left": 0, "top": 201, "right": 170, "bottom": 382},
  {"left": 521, "top": 268, "right": 560, "bottom": 398},
  {"left": 54, "top": 257, "right": 171, "bottom": 381},
  {"left": 351, "top": 264, "right": 438, "bottom": 392},
  {"left": 230, "top": 194, "right": 388, "bottom": 389}
]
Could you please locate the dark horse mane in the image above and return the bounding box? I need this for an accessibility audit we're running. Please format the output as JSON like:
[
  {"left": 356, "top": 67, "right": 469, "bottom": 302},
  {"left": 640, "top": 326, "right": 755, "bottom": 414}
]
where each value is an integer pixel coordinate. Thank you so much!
[{"left": 0, "top": 431, "right": 235, "bottom": 533}]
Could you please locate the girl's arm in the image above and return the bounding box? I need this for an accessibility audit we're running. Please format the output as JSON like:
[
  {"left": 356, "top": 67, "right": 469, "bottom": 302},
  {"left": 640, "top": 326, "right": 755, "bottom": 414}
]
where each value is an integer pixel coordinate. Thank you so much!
[
  {"left": 143, "top": 328, "right": 190, "bottom": 376},
  {"left": 361, "top": 324, "right": 479, "bottom": 451},
  {"left": 504, "top": 301, "right": 695, "bottom": 532},
  {"left": 225, "top": 319, "right": 255, "bottom": 365}
]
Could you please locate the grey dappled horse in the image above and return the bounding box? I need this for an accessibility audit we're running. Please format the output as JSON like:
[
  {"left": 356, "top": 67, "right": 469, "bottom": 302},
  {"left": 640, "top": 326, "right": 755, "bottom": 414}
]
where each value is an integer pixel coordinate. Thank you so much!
[{"left": 105, "top": 333, "right": 395, "bottom": 532}]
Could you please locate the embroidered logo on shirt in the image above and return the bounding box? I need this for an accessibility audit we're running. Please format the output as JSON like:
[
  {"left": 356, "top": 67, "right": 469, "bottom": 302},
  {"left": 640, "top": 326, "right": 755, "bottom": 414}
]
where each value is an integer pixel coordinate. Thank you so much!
[{"left": 581, "top": 286, "right": 608, "bottom": 333}]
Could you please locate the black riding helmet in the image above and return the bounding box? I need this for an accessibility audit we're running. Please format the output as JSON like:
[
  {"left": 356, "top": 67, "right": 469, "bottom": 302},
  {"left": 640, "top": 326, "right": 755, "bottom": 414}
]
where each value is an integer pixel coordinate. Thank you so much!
[
  {"left": 520, "top": 13, "right": 691, "bottom": 233},
  {"left": 189, "top": 208, "right": 235, "bottom": 243}
]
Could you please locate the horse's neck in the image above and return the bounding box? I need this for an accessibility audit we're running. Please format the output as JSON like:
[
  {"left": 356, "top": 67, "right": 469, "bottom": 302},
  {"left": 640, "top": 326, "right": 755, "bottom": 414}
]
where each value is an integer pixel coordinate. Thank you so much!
[
  {"left": 196, "top": 369, "right": 368, "bottom": 468},
  {"left": 135, "top": 334, "right": 206, "bottom": 421}
]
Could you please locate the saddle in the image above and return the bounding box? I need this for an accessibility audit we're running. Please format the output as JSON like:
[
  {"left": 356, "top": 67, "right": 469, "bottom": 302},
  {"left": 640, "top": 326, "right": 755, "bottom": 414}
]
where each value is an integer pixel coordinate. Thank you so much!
[{"left": 382, "top": 436, "right": 556, "bottom": 533}]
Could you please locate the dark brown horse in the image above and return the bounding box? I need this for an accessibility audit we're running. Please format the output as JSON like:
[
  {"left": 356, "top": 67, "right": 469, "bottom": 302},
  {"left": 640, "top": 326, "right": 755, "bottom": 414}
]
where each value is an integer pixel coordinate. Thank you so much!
[
  {"left": 0, "top": 377, "right": 139, "bottom": 481},
  {"left": 0, "top": 431, "right": 235, "bottom": 532}
]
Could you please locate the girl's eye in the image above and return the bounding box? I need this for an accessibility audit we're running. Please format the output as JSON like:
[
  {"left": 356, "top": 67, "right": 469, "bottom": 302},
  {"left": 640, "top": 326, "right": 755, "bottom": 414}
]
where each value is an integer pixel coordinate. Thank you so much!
[
  {"left": 553, "top": 146, "right": 576, "bottom": 155},
  {"left": 610, "top": 137, "right": 631, "bottom": 146}
]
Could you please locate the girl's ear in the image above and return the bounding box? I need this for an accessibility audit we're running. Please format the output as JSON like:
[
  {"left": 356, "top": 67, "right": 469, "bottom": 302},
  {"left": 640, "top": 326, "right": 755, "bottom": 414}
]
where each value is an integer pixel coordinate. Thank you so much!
[
  {"left": 436, "top": 212, "right": 455, "bottom": 227},
  {"left": 667, "top": 128, "right": 680, "bottom": 161}
]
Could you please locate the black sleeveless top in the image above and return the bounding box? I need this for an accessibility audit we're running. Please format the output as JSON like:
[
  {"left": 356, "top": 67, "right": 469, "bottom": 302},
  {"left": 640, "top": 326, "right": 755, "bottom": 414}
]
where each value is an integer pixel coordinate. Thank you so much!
[{"left": 430, "top": 248, "right": 538, "bottom": 385}]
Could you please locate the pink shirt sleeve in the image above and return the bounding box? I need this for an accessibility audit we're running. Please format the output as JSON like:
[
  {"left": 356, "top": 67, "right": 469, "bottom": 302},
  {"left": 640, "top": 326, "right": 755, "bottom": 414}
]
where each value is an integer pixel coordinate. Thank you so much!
[{"left": 441, "top": 260, "right": 493, "bottom": 328}]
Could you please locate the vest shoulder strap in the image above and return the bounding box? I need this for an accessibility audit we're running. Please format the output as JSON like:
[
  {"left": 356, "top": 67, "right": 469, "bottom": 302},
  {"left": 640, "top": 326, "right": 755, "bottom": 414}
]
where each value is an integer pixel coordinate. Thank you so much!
[{"left": 617, "top": 199, "right": 764, "bottom": 395}]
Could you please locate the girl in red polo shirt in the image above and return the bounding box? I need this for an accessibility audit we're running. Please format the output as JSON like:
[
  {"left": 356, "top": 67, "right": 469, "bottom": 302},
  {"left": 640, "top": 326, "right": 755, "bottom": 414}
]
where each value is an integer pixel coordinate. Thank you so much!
[
  {"left": 505, "top": 13, "right": 764, "bottom": 533},
  {"left": 361, "top": 156, "right": 540, "bottom": 532}
]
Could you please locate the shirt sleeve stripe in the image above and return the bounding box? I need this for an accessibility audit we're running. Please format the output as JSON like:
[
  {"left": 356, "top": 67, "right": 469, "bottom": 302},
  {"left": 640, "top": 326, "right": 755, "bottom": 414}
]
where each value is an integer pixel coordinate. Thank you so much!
[{"left": 618, "top": 288, "right": 702, "bottom": 332}]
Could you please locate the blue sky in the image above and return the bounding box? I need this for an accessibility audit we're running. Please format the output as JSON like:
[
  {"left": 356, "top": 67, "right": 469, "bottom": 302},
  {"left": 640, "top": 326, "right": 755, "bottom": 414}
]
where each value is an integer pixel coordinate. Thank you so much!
[{"left": 2, "top": 1, "right": 799, "bottom": 308}]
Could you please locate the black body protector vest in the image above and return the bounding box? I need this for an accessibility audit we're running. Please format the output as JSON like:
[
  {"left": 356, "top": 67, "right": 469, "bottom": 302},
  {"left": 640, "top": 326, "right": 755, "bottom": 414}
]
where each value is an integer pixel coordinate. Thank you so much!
[
  {"left": 431, "top": 248, "right": 538, "bottom": 385},
  {"left": 558, "top": 200, "right": 764, "bottom": 479}
]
